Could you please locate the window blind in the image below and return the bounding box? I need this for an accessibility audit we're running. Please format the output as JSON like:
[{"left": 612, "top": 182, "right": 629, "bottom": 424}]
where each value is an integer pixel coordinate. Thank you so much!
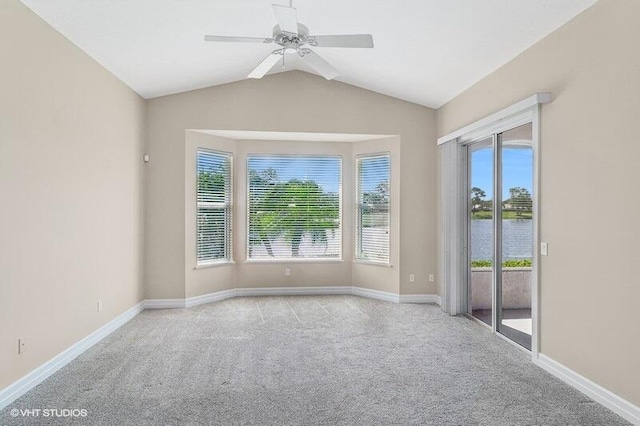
[
  {"left": 356, "top": 154, "right": 390, "bottom": 263},
  {"left": 197, "top": 149, "right": 232, "bottom": 264},
  {"left": 247, "top": 155, "right": 342, "bottom": 260}
]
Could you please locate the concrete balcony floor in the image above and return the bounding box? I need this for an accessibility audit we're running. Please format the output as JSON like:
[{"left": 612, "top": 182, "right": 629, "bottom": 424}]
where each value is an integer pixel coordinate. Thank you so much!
[{"left": 472, "top": 308, "right": 532, "bottom": 349}]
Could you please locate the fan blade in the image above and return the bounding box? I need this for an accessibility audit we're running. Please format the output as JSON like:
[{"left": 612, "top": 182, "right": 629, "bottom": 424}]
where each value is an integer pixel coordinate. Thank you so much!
[
  {"left": 272, "top": 4, "right": 298, "bottom": 34},
  {"left": 248, "top": 50, "right": 283, "bottom": 79},
  {"left": 204, "top": 35, "right": 272, "bottom": 44},
  {"left": 300, "top": 49, "right": 339, "bottom": 80},
  {"left": 308, "top": 34, "right": 374, "bottom": 48}
]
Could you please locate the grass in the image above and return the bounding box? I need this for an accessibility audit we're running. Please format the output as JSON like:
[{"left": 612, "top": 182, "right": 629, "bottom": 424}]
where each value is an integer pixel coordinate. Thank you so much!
[
  {"left": 471, "top": 259, "right": 532, "bottom": 268},
  {"left": 471, "top": 211, "right": 532, "bottom": 220}
]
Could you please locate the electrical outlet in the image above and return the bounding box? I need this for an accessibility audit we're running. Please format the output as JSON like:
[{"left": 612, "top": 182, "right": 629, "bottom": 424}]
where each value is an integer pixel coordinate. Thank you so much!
[
  {"left": 97, "top": 300, "right": 103, "bottom": 312},
  {"left": 285, "top": 268, "right": 291, "bottom": 276},
  {"left": 428, "top": 274, "right": 435, "bottom": 282},
  {"left": 18, "top": 338, "right": 25, "bottom": 354},
  {"left": 541, "top": 242, "right": 548, "bottom": 256},
  {"left": 409, "top": 274, "right": 415, "bottom": 282}
]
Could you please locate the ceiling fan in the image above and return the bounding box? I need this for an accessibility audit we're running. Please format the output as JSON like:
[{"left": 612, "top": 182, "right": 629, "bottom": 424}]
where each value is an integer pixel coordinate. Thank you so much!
[{"left": 204, "top": 2, "right": 374, "bottom": 80}]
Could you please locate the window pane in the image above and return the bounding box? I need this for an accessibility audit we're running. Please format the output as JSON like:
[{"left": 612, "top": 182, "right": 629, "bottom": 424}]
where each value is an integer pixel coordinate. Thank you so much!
[
  {"left": 356, "top": 154, "right": 390, "bottom": 263},
  {"left": 197, "top": 207, "right": 231, "bottom": 262},
  {"left": 247, "top": 156, "right": 342, "bottom": 259},
  {"left": 197, "top": 150, "right": 232, "bottom": 263}
]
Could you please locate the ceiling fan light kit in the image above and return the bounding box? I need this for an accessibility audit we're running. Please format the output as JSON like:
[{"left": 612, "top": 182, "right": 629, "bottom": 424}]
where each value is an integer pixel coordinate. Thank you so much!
[{"left": 204, "top": 3, "right": 374, "bottom": 80}]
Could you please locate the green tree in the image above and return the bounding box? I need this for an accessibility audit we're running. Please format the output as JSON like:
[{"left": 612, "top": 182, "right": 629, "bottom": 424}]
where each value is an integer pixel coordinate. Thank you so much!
[
  {"left": 249, "top": 171, "right": 340, "bottom": 257},
  {"left": 361, "top": 181, "right": 389, "bottom": 228},
  {"left": 470, "top": 187, "right": 486, "bottom": 213},
  {"left": 362, "top": 181, "right": 389, "bottom": 205},
  {"left": 505, "top": 187, "right": 532, "bottom": 217},
  {"left": 248, "top": 169, "right": 279, "bottom": 257},
  {"left": 198, "top": 169, "right": 226, "bottom": 201}
]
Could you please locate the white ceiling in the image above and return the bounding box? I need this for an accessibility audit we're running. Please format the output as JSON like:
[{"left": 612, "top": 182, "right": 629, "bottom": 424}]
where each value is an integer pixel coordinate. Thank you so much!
[{"left": 21, "top": 0, "right": 596, "bottom": 108}]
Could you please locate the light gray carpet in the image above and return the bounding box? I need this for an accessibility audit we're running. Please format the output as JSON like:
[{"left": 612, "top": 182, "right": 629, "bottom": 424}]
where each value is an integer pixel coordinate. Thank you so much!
[{"left": 1, "top": 296, "right": 630, "bottom": 425}]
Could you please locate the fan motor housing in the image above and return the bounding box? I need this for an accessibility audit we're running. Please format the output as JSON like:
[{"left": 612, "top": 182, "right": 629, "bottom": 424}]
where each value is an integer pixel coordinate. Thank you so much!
[{"left": 273, "top": 24, "right": 309, "bottom": 51}]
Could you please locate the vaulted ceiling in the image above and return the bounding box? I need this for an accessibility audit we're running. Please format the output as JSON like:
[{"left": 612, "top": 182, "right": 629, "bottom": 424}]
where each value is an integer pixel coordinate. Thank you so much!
[{"left": 21, "top": 0, "right": 596, "bottom": 107}]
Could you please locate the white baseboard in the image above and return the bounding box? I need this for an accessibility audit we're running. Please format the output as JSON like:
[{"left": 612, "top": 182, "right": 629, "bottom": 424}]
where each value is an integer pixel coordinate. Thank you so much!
[
  {"left": 351, "top": 286, "right": 400, "bottom": 303},
  {"left": 185, "top": 289, "right": 236, "bottom": 308},
  {"left": 235, "top": 285, "right": 351, "bottom": 297},
  {"left": 143, "top": 298, "right": 186, "bottom": 309},
  {"left": 399, "top": 294, "right": 441, "bottom": 305},
  {"left": 0, "top": 302, "right": 144, "bottom": 411},
  {"left": 145, "top": 286, "right": 440, "bottom": 307},
  {"left": 536, "top": 354, "right": 640, "bottom": 425}
]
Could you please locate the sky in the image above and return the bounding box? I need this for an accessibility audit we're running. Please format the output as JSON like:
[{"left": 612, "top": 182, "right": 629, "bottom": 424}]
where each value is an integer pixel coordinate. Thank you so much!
[
  {"left": 248, "top": 156, "right": 342, "bottom": 193},
  {"left": 470, "top": 147, "right": 533, "bottom": 199},
  {"left": 358, "top": 156, "right": 390, "bottom": 192},
  {"left": 248, "top": 156, "right": 390, "bottom": 194}
]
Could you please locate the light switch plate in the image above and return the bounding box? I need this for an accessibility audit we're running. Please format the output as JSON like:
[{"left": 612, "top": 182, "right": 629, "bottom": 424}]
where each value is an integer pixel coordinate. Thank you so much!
[{"left": 541, "top": 242, "right": 548, "bottom": 256}]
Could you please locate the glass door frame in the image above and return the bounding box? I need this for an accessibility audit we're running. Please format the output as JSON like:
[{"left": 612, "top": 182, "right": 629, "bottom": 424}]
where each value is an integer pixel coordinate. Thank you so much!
[
  {"left": 439, "top": 94, "right": 549, "bottom": 363},
  {"left": 464, "top": 137, "right": 496, "bottom": 328},
  {"left": 459, "top": 111, "right": 540, "bottom": 356}
]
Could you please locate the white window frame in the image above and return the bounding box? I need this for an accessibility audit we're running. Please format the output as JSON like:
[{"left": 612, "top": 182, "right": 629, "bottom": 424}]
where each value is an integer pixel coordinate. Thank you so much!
[
  {"left": 196, "top": 148, "right": 233, "bottom": 266},
  {"left": 354, "top": 152, "right": 391, "bottom": 266}
]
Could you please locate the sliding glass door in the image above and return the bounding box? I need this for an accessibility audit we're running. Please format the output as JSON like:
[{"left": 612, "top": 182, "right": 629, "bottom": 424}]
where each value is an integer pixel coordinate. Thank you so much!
[
  {"left": 498, "top": 124, "right": 533, "bottom": 349},
  {"left": 467, "top": 123, "right": 534, "bottom": 350},
  {"left": 468, "top": 138, "right": 494, "bottom": 327}
]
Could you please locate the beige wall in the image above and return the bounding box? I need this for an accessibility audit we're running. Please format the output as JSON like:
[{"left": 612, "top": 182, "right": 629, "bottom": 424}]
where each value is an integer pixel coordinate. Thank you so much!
[
  {"left": 437, "top": 0, "right": 640, "bottom": 406},
  {"left": 146, "top": 71, "right": 438, "bottom": 299},
  {"left": 0, "top": 0, "right": 145, "bottom": 390}
]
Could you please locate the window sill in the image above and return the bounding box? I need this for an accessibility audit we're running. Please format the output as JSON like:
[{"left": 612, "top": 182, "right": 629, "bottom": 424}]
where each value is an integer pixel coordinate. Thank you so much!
[
  {"left": 194, "top": 260, "right": 235, "bottom": 270},
  {"left": 353, "top": 260, "right": 393, "bottom": 268},
  {"left": 245, "top": 258, "right": 344, "bottom": 264}
]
